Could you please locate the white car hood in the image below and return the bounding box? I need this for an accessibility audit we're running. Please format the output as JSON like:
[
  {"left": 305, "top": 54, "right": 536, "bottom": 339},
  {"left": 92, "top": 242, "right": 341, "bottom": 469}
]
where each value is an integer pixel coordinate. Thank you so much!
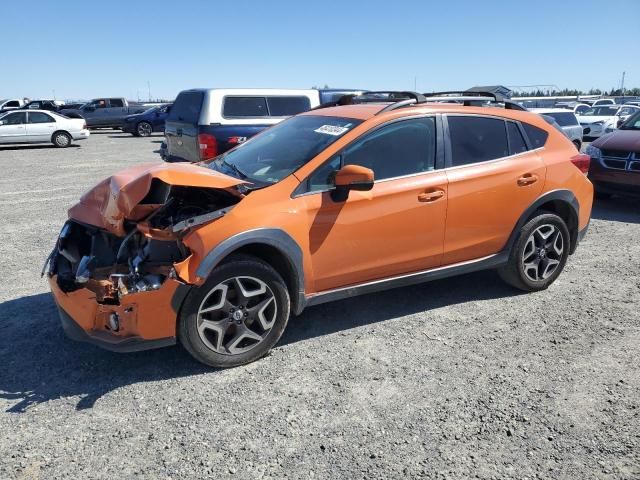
[{"left": 577, "top": 115, "right": 616, "bottom": 124}]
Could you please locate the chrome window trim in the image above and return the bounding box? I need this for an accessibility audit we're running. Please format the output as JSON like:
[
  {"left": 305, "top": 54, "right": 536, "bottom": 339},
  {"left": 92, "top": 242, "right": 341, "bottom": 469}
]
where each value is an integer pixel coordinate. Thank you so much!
[{"left": 443, "top": 147, "right": 544, "bottom": 172}]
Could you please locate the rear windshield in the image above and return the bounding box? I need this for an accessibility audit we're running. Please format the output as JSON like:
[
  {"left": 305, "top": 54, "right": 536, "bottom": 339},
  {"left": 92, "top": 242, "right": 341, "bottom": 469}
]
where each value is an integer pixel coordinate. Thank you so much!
[
  {"left": 168, "top": 91, "right": 204, "bottom": 123},
  {"left": 222, "top": 96, "right": 311, "bottom": 118},
  {"left": 547, "top": 112, "right": 578, "bottom": 126},
  {"left": 207, "top": 115, "right": 361, "bottom": 185}
]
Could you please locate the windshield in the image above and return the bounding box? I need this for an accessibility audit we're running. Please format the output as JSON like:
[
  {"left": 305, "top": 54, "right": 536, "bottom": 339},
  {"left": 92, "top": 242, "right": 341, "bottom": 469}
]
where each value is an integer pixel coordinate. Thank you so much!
[
  {"left": 141, "top": 106, "right": 158, "bottom": 115},
  {"left": 620, "top": 111, "right": 640, "bottom": 130},
  {"left": 581, "top": 106, "right": 618, "bottom": 117},
  {"left": 206, "top": 115, "right": 362, "bottom": 186}
]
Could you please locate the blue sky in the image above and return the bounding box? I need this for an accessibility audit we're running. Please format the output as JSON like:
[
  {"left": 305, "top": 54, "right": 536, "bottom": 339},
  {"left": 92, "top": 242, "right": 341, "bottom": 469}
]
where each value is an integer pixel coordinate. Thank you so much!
[{"left": 2, "top": 0, "right": 638, "bottom": 100}]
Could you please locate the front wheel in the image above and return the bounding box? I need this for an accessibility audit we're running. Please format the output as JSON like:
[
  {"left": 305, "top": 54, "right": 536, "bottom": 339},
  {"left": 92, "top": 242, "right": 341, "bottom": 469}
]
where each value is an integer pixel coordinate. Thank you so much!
[
  {"left": 179, "top": 256, "right": 290, "bottom": 368},
  {"left": 498, "top": 212, "right": 570, "bottom": 292},
  {"left": 136, "top": 121, "right": 153, "bottom": 137},
  {"left": 52, "top": 131, "right": 72, "bottom": 148}
]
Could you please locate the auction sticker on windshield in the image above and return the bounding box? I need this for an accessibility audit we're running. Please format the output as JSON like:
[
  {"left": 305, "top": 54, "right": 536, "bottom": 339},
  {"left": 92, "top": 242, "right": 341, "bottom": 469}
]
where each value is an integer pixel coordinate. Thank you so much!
[{"left": 315, "top": 125, "right": 350, "bottom": 136}]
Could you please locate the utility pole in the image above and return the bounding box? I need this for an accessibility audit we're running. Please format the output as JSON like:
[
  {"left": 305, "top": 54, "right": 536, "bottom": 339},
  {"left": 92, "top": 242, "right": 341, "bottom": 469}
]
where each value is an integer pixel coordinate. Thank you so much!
[
  {"left": 147, "top": 81, "right": 151, "bottom": 102},
  {"left": 414, "top": 76, "right": 417, "bottom": 91},
  {"left": 620, "top": 71, "right": 626, "bottom": 96}
]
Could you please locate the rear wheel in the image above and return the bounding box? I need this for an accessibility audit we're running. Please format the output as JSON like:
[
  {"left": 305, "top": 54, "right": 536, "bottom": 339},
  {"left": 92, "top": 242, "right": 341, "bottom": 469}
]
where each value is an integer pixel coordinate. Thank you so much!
[
  {"left": 498, "top": 212, "right": 570, "bottom": 292},
  {"left": 52, "top": 131, "right": 71, "bottom": 148},
  {"left": 136, "top": 121, "right": 153, "bottom": 137},
  {"left": 179, "top": 256, "right": 290, "bottom": 368}
]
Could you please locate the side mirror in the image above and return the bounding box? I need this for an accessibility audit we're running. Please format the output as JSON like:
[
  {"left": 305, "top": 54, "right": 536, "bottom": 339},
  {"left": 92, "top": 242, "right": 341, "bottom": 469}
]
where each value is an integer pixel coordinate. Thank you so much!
[{"left": 331, "top": 164, "right": 374, "bottom": 201}]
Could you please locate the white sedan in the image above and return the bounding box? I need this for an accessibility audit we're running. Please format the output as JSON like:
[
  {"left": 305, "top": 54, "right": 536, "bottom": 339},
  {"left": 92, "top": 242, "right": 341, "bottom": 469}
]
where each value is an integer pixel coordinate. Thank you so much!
[
  {"left": 0, "top": 110, "right": 89, "bottom": 147},
  {"left": 577, "top": 105, "right": 640, "bottom": 138}
]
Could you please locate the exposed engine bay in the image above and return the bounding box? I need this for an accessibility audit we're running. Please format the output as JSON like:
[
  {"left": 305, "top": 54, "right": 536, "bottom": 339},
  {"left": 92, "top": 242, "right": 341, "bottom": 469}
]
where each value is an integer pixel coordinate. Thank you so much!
[{"left": 47, "top": 179, "right": 242, "bottom": 304}]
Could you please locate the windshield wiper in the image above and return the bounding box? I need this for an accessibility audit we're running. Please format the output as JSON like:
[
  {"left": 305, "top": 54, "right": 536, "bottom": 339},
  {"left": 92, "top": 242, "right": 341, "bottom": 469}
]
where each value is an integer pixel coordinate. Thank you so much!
[{"left": 222, "top": 159, "right": 248, "bottom": 180}]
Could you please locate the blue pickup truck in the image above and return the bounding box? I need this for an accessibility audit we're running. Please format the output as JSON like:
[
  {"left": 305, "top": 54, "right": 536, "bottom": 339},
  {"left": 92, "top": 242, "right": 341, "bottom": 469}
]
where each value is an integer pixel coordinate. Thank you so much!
[{"left": 161, "top": 88, "right": 363, "bottom": 162}]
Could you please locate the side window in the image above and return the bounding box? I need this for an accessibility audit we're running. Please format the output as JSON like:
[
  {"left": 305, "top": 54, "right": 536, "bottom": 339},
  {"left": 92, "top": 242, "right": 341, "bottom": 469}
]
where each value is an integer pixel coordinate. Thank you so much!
[
  {"left": 109, "top": 98, "right": 124, "bottom": 108},
  {"left": 91, "top": 100, "right": 107, "bottom": 109},
  {"left": 2, "top": 112, "right": 27, "bottom": 125},
  {"left": 223, "top": 97, "right": 268, "bottom": 117},
  {"left": 448, "top": 116, "right": 509, "bottom": 166},
  {"left": 6, "top": 101, "right": 20, "bottom": 108},
  {"left": 522, "top": 123, "right": 549, "bottom": 149},
  {"left": 266, "top": 96, "right": 311, "bottom": 116},
  {"left": 343, "top": 117, "right": 436, "bottom": 181},
  {"left": 28, "top": 112, "right": 55, "bottom": 124},
  {"left": 507, "top": 122, "right": 528, "bottom": 155}
]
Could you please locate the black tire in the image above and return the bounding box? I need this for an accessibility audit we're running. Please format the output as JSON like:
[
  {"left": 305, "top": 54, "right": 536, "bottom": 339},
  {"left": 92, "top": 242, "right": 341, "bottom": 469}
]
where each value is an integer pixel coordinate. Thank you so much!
[
  {"left": 52, "top": 131, "right": 72, "bottom": 148},
  {"left": 498, "top": 212, "right": 570, "bottom": 292},
  {"left": 136, "top": 121, "right": 152, "bottom": 137},
  {"left": 595, "top": 190, "right": 612, "bottom": 200},
  {"left": 179, "top": 255, "right": 290, "bottom": 368},
  {"left": 572, "top": 139, "right": 582, "bottom": 151}
]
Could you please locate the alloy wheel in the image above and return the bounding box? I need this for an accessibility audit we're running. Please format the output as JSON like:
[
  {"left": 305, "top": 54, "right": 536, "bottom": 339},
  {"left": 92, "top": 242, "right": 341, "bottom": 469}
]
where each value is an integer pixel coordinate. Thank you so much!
[
  {"left": 137, "top": 122, "right": 152, "bottom": 137},
  {"left": 196, "top": 276, "right": 277, "bottom": 355},
  {"left": 521, "top": 224, "right": 564, "bottom": 282}
]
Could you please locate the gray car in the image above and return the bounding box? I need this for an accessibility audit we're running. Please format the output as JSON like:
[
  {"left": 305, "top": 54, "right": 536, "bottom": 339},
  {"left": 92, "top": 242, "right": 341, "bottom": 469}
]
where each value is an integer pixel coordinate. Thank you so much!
[{"left": 530, "top": 108, "right": 583, "bottom": 149}]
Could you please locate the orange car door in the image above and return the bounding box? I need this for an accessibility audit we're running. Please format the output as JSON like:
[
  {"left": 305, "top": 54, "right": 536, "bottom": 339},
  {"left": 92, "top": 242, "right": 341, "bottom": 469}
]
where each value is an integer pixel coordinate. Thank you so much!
[
  {"left": 442, "top": 115, "right": 546, "bottom": 265},
  {"left": 294, "top": 117, "right": 448, "bottom": 293}
]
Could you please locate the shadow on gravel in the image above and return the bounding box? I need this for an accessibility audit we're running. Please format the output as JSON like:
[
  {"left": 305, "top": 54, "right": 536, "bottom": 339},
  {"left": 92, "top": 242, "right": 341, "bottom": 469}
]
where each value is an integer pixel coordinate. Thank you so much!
[
  {"left": 0, "top": 271, "right": 519, "bottom": 413},
  {"left": 0, "top": 145, "right": 80, "bottom": 152},
  {"left": 281, "top": 270, "right": 521, "bottom": 346},
  {"left": 592, "top": 196, "right": 640, "bottom": 224},
  {"left": 0, "top": 293, "right": 210, "bottom": 413}
]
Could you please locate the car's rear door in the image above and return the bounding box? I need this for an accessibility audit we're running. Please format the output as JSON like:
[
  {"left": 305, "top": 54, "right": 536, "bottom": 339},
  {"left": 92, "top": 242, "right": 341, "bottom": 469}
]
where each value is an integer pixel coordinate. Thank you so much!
[
  {"left": 295, "top": 116, "right": 448, "bottom": 292},
  {"left": 442, "top": 115, "right": 546, "bottom": 264},
  {"left": 26, "top": 111, "right": 57, "bottom": 142},
  {"left": 165, "top": 91, "right": 204, "bottom": 162},
  {"left": 0, "top": 112, "right": 27, "bottom": 143}
]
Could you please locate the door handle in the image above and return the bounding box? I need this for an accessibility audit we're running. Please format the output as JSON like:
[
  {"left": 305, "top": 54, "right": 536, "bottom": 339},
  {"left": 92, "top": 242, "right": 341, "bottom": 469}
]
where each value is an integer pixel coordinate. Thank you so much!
[
  {"left": 417, "top": 189, "right": 445, "bottom": 202},
  {"left": 517, "top": 173, "right": 538, "bottom": 186}
]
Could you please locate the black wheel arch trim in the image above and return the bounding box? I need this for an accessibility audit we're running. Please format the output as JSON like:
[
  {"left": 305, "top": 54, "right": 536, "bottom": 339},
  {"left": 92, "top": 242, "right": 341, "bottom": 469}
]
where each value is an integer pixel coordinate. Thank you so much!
[
  {"left": 195, "top": 228, "right": 306, "bottom": 315},
  {"left": 504, "top": 189, "right": 580, "bottom": 255}
]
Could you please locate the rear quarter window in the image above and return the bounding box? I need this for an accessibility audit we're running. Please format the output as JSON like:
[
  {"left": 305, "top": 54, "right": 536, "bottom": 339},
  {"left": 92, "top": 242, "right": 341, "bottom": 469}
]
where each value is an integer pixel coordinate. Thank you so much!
[
  {"left": 266, "top": 96, "right": 311, "bottom": 116},
  {"left": 169, "top": 91, "right": 204, "bottom": 123},
  {"left": 522, "top": 123, "right": 549, "bottom": 149},
  {"left": 223, "top": 97, "right": 268, "bottom": 117}
]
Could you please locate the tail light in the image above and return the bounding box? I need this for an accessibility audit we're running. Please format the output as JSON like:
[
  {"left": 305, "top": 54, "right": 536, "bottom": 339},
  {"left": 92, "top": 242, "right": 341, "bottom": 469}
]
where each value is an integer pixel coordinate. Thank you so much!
[
  {"left": 570, "top": 153, "right": 590, "bottom": 174},
  {"left": 198, "top": 133, "right": 218, "bottom": 160},
  {"left": 227, "top": 136, "right": 247, "bottom": 146}
]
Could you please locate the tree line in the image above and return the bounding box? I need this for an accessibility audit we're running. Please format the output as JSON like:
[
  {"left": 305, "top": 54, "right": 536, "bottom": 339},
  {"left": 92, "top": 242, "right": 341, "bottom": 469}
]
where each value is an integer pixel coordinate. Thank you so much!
[{"left": 512, "top": 88, "right": 640, "bottom": 97}]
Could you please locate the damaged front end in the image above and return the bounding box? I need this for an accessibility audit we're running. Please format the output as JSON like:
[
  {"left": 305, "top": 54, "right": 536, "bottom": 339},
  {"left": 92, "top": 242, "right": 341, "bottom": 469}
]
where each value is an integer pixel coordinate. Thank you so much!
[{"left": 45, "top": 163, "right": 246, "bottom": 351}]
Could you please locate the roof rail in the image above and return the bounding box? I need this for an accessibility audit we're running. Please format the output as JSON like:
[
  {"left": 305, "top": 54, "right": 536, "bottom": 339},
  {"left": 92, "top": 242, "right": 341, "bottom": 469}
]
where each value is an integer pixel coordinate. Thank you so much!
[
  {"left": 311, "top": 91, "right": 428, "bottom": 112},
  {"left": 423, "top": 90, "right": 527, "bottom": 111}
]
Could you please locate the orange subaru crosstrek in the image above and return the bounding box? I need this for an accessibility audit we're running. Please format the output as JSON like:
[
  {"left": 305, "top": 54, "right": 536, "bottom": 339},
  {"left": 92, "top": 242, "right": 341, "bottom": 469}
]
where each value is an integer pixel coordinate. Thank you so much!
[{"left": 45, "top": 92, "right": 593, "bottom": 367}]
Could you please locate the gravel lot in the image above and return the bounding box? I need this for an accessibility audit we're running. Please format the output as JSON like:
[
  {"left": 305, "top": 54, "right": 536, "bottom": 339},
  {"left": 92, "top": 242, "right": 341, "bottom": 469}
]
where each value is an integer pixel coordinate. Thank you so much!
[{"left": 0, "top": 132, "right": 638, "bottom": 479}]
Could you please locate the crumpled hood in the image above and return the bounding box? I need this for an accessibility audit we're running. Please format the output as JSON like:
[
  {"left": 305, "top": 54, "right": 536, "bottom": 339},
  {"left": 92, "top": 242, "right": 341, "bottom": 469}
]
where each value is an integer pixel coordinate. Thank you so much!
[
  {"left": 68, "top": 162, "right": 246, "bottom": 236},
  {"left": 592, "top": 130, "right": 640, "bottom": 152}
]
